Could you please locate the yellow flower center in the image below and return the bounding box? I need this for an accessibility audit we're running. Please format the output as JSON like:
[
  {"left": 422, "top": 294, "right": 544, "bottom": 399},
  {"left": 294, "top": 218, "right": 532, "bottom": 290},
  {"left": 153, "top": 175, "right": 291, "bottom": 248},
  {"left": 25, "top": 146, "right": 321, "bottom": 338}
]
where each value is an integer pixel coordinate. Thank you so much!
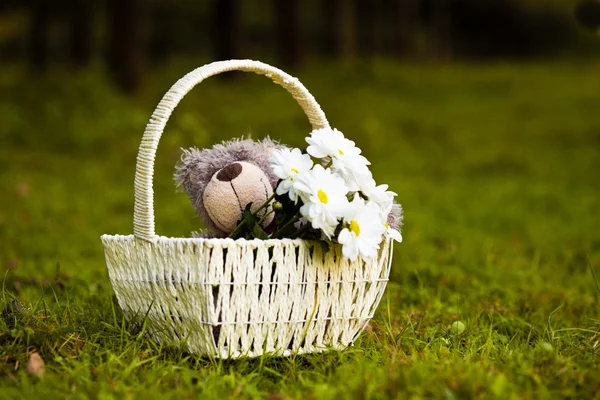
[
  {"left": 291, "top": 168, "right": 299, "bottom": 174},
  {"left": 384, "top": 223, "right": 389, "bottom": 229},
  {"left": 317, "top": 189, "right": 328, "bottom": 204},
  {"left": 338, "top": 149, "right": 344, "bottom": 156},
  {"left": 349, "top": 220, "right": 361, "bottom": 236}
]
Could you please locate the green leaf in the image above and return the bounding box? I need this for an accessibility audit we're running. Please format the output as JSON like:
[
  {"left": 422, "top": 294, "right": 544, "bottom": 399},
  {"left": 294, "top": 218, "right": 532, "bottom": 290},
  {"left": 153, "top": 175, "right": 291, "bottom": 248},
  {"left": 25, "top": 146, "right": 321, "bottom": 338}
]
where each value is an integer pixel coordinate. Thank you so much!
[
  {"left": 317, "top": 240, "right": 330, "bottom": 254},
  {"left": 252, "top": 223, "right": 269, "bottom": 240},
  {"left": 229, "top": 203, "right": 257, "bottom": 239},
  {"left": 242, "top": 203, "right": 255, "bottom": 223}
]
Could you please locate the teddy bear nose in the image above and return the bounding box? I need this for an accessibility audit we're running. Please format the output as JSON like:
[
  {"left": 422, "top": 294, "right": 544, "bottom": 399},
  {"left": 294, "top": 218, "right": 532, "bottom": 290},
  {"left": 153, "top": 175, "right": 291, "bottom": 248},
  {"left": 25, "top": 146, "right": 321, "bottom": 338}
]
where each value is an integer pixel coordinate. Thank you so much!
[{"left": 216, "top": 162, "right": 243, "bottom": 182}]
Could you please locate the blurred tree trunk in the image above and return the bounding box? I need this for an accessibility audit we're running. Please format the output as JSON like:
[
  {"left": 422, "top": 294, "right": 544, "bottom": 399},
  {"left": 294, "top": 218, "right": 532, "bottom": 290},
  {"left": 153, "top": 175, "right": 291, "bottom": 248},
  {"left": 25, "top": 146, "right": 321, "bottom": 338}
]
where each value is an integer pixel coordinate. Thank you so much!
[
  {"left": 338, "top": 0, "right": 355, "bottom": 60},
  {"left": 149, "top": 1, "right": 173, "bottom": 66},
  {"left": 212, "top": 0, "right": 238, "bottom": 62},
  {"left": 430, "top": 1, "right": 453, "bottom": 61},
  {"left": 274, "top": 0, "right": 301, "bottom": 69},
  {"left": 107, "top": 0, "right": 144, "bottom": 93},
  {"left": 355, "top": 0, "right": 375, "bottom": 59},
  {"left": 30, "top": 0, "right": 50, "bottom": 70},
  {"left": 321, "top": 0, "right": 339, "bottom": 57},
  {"left": 68, "top": 1, "right": 93, "bottom": 68},
  {"left": 211, "top": 0, "right": 239, "bottom": 80},
  {"left": 393, "top": 0, "right": 420, "bottom": 59},
  {"left": 321, "top": 0, "right": 355, "bottom": 59}
]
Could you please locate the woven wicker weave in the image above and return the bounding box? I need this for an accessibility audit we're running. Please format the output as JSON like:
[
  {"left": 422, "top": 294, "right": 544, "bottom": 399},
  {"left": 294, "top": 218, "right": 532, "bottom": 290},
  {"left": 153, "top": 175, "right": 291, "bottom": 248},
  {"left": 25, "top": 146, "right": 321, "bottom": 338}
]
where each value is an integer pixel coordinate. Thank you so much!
[{"left": 101, "top": 60, "right": 393, "bottom": 358}]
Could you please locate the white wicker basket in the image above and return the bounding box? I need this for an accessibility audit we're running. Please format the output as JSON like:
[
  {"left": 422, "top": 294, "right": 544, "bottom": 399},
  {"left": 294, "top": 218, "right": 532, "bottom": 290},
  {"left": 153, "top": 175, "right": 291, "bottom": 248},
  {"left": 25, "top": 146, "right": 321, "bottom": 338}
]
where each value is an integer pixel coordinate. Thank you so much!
[{"left": 101, "top": 60, "right": 393, "bottom": 359}]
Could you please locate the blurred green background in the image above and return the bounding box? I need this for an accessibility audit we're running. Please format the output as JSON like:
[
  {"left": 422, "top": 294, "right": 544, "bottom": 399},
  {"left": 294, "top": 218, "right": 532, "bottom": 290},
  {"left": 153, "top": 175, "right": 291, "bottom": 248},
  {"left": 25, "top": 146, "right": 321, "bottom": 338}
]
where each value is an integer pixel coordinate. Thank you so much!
[{"left": 1, "top": 0, "right": 600, "bottom": 398}]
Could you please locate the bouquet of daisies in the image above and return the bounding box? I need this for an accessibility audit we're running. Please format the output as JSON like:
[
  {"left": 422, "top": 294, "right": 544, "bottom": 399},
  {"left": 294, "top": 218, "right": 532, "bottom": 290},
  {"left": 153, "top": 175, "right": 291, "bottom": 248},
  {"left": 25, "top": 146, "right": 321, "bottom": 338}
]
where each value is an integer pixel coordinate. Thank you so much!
[{"left": 228, "top": 128, "right": 403, "bottom": 261}]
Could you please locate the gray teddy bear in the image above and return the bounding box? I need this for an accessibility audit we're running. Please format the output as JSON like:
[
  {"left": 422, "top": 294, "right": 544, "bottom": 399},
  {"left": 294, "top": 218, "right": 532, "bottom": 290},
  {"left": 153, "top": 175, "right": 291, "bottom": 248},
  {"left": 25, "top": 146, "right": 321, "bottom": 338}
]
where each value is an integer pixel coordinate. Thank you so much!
[{"left": 175, "top": 138, "right": 284, "bottom": 237}]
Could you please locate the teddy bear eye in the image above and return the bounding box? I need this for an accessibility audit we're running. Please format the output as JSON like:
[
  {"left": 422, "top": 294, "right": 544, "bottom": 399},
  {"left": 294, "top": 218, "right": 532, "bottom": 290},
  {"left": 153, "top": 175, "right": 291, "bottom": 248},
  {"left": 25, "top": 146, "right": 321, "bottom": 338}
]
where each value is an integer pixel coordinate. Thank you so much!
[{"left": 216, "top": 163, "right": 243, "bottom": 182}]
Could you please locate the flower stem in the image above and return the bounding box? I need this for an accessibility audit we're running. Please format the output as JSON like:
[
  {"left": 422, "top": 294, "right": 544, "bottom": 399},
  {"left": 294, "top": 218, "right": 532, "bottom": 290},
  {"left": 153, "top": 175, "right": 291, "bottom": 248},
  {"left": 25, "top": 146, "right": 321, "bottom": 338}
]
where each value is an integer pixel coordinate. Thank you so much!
[
  {"left": 257, "top": 208, "right": 274, "bottom": 227},
  {"left": 228, "top": 192, "right": 276, "bottom": 239},
  {"left": 228, "top": 219, "right": 247, "bottom": 239},
  {"left": 253, "top": 192, "right": 276, "bottom": 216},
  {"left": 291, "top": 222, "right": 311, "bottom": 239},
  {"left": 271, "top": 213, "right": 302, "bottom": 238}
]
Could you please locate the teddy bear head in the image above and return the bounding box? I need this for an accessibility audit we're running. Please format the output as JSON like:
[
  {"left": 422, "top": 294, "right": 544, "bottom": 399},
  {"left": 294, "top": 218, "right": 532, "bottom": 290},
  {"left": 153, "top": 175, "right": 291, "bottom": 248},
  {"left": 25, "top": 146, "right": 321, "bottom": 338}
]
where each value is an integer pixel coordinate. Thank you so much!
[{"left": 174, "top": 138, "right": 284, "bottom": 237}]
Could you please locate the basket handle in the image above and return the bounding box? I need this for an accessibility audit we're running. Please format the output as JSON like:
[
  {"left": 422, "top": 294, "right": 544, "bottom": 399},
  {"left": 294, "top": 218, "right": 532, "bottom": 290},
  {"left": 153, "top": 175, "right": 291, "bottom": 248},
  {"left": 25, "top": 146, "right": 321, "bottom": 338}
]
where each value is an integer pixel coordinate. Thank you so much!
[{"left": 133, "top": 59, "right": 331, "bottom": 241}]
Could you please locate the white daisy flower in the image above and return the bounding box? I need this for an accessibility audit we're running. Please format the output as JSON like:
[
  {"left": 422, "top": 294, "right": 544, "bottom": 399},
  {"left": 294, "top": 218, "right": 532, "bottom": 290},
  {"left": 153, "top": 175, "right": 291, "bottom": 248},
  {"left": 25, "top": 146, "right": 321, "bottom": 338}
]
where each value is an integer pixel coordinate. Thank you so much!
[
  {"left": 269, "top": 147, "right": 314, "bottom": 203},
  {"left": 305, "top": 128, "right": 348, "bottom": 159},
  {"left": 338, "top": 195, "right": 386, "bottom": 261},
  {"left": 332, "top": 155, "right": 372, "bottom": 192},
  {"left": 384, "top": 223, "right": 402, "bottom": 242},
  {"left": 371, "top": 186, "right": 402, "bottom": 243},
  {"left": 378, "top": 199, "right": 402, "bottom": 243},
  {"left": 306, "top": 128, "right": 371, "bottom": 191},
  {"left": 294, "top": 164, "right": 349, "bottom": 239},
  {"left": 361, "top": 178, "right": 397, "bottom": 214}
]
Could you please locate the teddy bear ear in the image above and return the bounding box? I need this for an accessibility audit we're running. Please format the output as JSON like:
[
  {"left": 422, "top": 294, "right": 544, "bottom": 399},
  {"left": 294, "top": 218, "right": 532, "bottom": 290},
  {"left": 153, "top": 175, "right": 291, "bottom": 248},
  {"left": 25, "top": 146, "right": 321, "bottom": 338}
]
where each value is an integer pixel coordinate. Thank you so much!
[
  {"left": 188, "top": 170, "right": 201, "bottom": 185},
  {"left": 260, "top": 137, "right": 284, "bottom": 154},
  {"left": 174, "top": 150, "right": 201, "bottom": 190}
]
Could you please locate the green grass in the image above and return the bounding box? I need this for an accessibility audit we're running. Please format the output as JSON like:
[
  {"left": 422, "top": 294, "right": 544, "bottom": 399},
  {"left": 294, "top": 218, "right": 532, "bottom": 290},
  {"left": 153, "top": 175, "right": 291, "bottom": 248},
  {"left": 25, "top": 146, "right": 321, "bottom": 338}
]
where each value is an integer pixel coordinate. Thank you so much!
[{"left": 1, "top": 59, "right": 599, "bottom": 399}]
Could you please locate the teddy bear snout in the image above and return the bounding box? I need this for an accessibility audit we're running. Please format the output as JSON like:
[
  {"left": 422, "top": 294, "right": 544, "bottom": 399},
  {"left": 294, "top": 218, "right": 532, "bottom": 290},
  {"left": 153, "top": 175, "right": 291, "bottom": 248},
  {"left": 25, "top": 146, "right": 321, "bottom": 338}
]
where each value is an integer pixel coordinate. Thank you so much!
[
  {"left": 216, "top": 163, "right": 243, "bottom": 182},
  {"left": 202, "top": 161, "right": 275, "bottom": 234}
]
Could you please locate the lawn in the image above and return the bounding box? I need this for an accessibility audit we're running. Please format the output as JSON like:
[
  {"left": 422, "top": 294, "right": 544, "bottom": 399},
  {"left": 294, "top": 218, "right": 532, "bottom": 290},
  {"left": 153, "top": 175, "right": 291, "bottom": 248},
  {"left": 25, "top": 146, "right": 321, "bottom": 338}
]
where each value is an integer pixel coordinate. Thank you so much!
[{"left": 1, "top": 59, "right": 599, "bottom": 399}]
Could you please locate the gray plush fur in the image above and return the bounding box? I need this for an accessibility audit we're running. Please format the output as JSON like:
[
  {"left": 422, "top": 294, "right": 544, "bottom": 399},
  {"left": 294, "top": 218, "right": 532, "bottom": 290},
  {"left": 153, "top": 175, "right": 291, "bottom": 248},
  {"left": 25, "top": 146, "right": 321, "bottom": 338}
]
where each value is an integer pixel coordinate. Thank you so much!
[
  {"left": 174, "top": 137, "right": 285, "bottom": 236},
  {"left": 387, "top": 202, "right": 403, "bottom": 231}
]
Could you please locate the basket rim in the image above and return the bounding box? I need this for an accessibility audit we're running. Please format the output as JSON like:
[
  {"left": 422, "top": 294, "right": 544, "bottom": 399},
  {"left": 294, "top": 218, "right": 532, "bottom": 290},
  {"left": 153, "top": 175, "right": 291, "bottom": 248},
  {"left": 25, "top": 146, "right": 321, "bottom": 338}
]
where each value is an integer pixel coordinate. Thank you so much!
[
  {"left": 101, "top": 234, "right": 393, "bottom": 251},
  {"left": 100, "top": 233, "right": 356, "bottom": 247}
]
